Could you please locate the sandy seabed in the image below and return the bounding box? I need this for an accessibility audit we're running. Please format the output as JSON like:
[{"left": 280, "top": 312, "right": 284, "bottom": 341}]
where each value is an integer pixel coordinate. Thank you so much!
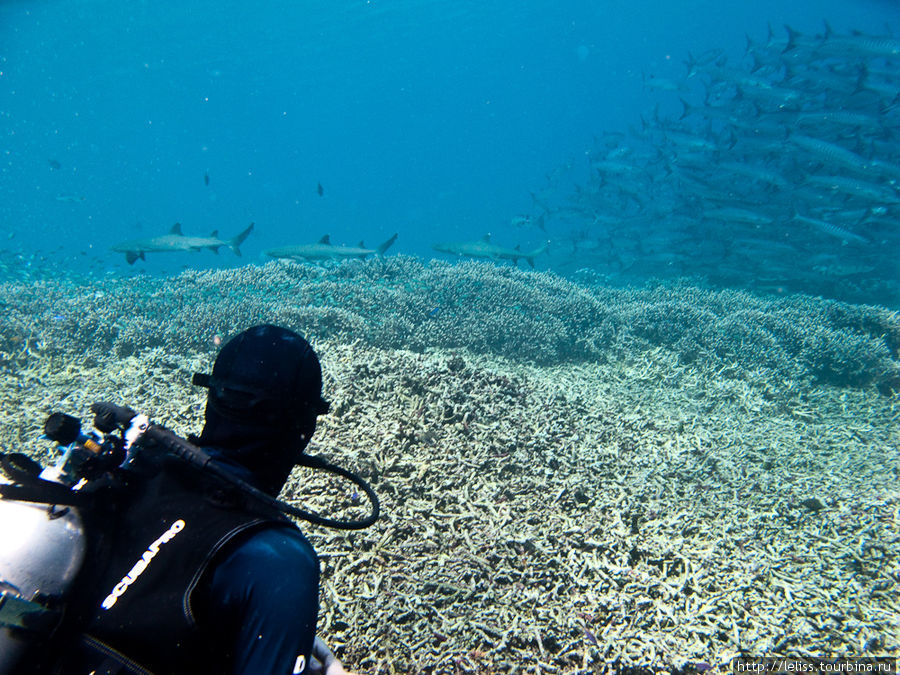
[{"left": 0, "top": 260, "right": 897, "bottom": 673}]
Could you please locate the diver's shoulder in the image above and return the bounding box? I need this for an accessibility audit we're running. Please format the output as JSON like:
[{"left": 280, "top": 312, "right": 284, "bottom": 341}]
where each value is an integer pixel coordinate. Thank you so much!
[{"left": 230, "top": 523, "right": 319, "bottom": 568}]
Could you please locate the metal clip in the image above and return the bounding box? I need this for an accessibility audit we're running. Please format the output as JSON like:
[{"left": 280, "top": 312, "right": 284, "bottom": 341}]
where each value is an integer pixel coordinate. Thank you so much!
[{"left": 123, "top": 414, "right": 151, "bottom": 451}]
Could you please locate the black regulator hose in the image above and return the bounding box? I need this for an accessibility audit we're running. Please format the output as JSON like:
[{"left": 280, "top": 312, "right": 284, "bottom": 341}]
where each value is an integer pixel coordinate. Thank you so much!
[
  {"left": 293, "top": 453, "right": 380, "bottom": 529},
  {"left": 90, "top": 402, "right": 380, "bottom": 531}
]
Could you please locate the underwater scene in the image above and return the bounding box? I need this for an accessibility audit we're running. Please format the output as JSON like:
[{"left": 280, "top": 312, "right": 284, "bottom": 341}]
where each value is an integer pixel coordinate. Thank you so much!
[{"left": 1, "top": 0, "right": 899, "bottom": 673}]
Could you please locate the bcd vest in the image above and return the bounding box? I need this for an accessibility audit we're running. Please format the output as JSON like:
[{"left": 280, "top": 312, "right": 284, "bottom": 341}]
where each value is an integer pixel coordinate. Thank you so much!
[{"left": 60, "top": 460, "right": 297, "bottom": 674}]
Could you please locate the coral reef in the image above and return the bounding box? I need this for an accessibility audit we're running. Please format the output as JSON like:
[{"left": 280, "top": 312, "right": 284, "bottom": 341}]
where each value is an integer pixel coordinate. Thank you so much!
[
  {"left": 0, "top": 258, "right": 898, "bottom": 672},
  {"left": 1, "top": 257, "right": 898, "bottom": 394}
]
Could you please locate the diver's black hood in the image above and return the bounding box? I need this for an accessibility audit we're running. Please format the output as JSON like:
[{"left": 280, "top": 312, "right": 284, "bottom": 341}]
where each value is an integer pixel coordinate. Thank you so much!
[{"left": 192, "top": 325, "right": 329, "bottom": 495}]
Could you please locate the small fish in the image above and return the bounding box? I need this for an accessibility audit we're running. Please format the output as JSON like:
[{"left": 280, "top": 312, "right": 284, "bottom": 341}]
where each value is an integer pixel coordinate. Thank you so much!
[
  {"left": 426, "top": 306, "right": 441, "bottom": 319},
  {"left": 204, "top": 171, "right": 210, "bottom": 186},
  {"left": 48, "top": 159, "right": 61, "bottom": 170},
  {"left": 55, "top": 194, "right": 86, "bottom": 203},
  {"left": 317, "top": 182, "right": 324, "bottom": 197}
]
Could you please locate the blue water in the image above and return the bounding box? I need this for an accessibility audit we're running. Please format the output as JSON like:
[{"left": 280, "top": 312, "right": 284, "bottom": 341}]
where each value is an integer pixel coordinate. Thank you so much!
[{"left": 1, "top": 0, "right": 898, "bottom": 279}]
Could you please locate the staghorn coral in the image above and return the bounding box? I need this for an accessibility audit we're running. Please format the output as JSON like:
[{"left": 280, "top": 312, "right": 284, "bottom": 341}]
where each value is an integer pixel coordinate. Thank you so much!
[
  {"left": 0, "top": 257, "right": 897, "bottom": 393},
  {"left": 2, "top": 335, "right": 897, "bottom": 672},
  {"left": 0, "top": 257, "right": 898, "bottom": 672}
]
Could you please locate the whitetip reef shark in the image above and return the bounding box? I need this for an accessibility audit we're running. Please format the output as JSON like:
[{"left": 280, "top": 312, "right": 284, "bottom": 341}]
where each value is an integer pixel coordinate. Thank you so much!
[
  {"left": 112, "top": 222, "right": 255, "bottom": 264},
  {"left": 432, "top": 234, "right": 549, "bottom": 268},
  {"left": 265, "top": 233, "right": 398, "bottom": 262}
]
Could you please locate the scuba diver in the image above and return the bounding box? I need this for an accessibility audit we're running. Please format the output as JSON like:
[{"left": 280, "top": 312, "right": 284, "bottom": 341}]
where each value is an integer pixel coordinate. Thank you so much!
[{"left": 0, "top": 324, "right": 376, "bottom": 674}]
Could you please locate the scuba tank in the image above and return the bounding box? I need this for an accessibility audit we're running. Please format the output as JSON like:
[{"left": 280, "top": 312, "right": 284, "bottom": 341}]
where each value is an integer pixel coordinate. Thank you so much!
[
  {"left": 0, "top": 491, "right": 86, "bottom": 671},
  {"left": 0, "top": 411, "right": 114, "bottom": 673},
  {"left": 0, "top": 402, "right": 379, "bottom": 674}
]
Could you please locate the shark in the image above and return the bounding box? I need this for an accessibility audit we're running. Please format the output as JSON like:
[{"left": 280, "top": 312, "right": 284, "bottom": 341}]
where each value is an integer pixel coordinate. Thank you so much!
[
  {"left": 432, "top": 234, "right": 549, "bottom": 268},
  {"left": 265, "top": 233, "right": 398, "bottom": 262},
  {"left": 111, "top": 223, "right": 255, "bottom": 264}
]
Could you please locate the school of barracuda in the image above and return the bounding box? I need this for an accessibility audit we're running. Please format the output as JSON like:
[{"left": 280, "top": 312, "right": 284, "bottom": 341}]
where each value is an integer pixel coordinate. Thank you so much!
[{"left": 536, "top": 23, "right": 900, "bottom": 305}]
